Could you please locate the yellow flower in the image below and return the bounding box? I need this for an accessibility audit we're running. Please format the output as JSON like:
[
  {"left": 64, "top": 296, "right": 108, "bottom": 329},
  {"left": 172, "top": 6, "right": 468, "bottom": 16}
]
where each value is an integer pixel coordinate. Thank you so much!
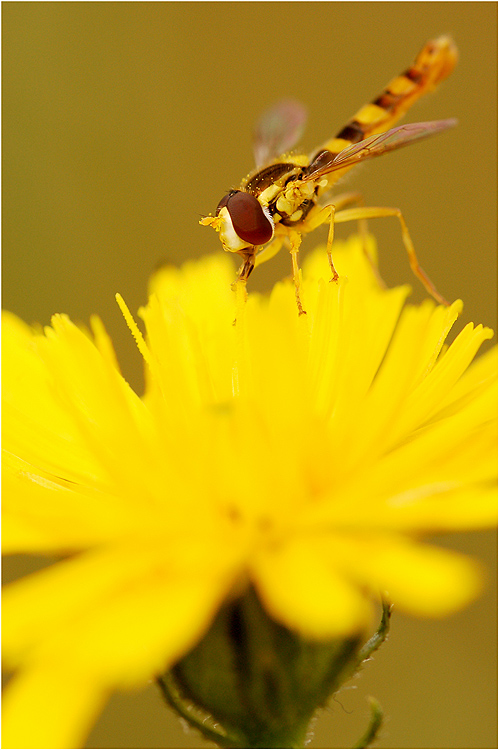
[{"left": 2, "top": 237, "right": 497, "bottom": 748}]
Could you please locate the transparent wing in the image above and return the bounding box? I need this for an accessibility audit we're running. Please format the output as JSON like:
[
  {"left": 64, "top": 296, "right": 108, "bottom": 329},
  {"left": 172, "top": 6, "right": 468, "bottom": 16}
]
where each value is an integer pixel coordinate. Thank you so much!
[
  {"left": 303, "top": 119, "right": 457, "bottom": 181},
  {"left": 253, "top": 99, "right": 308, "bottom": 168}
]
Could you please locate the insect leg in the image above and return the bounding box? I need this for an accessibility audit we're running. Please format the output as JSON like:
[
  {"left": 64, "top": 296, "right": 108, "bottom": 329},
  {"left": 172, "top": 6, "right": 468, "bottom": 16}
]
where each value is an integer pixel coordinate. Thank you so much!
[
  {"left": 321, "top": 192, "right": 373, "bottom": 281},
  {"left": 301, "top": 204, "right": 339, "bottom": 281},
  {"left": 288, "top": 229, "right": 307, "bottom": 315},
  {"left": 302, "top": 194, "right": 371, "bottom": 282},
  {"left": 236, "top": 253, "right": 255, "bottom": 282},
  {"left": 333, "top": 206, "right": 449, "bottom": 305},
  {"left": 231, "top": 253, "right": 254, "bottom": 319}
]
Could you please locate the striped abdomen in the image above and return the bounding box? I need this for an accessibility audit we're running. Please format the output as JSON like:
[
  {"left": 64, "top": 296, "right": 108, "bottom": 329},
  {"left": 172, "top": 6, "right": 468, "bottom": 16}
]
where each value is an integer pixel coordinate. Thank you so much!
[{"left": 315, "top": 36, "right": 458, "bottom": 190}]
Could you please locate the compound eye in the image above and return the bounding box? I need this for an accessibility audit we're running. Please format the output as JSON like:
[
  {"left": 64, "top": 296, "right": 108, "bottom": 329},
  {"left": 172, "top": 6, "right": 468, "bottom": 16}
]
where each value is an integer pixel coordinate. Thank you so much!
[
  {"left": 215, "top": 191, "right": 234, "bottom": 215},
  {"left": 223, "top": 191, "right": 273, "bottom": 246}
]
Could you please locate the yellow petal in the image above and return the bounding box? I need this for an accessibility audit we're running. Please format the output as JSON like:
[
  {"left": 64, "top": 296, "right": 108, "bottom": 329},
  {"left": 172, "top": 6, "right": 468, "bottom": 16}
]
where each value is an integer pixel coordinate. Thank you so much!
[
  {"left": 2, "top": 664, "right": 108, "bottom": 750},
  {"left": 2, "top": 452, "right": 141, "bottom": 553},
  {"left": 3, "top": 536, "right": 244, "bottom": 685},
  {"left": 2, "top": 312, "right": 104, "bottom": 486},
  {"left": 251, "top": 537, "right": 371, "bottom": 640},
  {"left": 333, "top": 534, "right": 484, "bottom": 617}
]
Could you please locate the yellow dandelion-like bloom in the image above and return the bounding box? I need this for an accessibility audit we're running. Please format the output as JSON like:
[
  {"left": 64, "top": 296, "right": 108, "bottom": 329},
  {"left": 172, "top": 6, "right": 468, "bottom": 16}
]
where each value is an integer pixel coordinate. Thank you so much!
[{"left": 2, "top": 237, "right": 497, "bottom": 748}]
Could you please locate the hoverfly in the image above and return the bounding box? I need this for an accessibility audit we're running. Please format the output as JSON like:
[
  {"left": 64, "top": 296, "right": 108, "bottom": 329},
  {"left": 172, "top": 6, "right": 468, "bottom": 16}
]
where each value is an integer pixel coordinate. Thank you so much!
[{"left": 201, "top": 36, "right": 458, "bottom": 314}]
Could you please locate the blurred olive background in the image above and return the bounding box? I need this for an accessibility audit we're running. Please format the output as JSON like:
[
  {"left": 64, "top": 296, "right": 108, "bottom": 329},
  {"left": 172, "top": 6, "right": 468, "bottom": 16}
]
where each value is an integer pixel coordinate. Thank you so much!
[{"left": 3, "top": 3, "right": 497, "bottom": 749}]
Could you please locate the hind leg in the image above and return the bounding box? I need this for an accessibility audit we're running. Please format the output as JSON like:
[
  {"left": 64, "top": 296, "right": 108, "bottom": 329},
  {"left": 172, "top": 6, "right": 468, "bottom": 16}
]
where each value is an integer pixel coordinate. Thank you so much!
[{"left": 333, "top": 205, "right": 449, "bottom": 305}]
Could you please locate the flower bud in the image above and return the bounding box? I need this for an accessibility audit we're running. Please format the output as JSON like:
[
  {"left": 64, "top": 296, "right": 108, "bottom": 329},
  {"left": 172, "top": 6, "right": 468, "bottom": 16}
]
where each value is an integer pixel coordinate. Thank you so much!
[{"left": 158, "top": 587, "right": 365, "bottom": 748}]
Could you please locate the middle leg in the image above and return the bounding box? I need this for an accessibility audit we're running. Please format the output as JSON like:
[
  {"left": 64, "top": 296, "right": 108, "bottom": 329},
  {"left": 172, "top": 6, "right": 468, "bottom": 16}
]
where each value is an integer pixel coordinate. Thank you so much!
[
  {"left": 303, "top": 193, "right": 386, "bottom": 288},
  {"left": 287, "top": 228, "right": 307, "bottom": 315}
]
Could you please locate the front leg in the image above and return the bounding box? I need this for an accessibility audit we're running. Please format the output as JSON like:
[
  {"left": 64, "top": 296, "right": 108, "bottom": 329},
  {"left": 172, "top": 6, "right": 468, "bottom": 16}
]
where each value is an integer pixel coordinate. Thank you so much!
[
  {"left": 231, "top": 253, "right": 255, "bottom": 323},
  {"left": 235, "top": 252, "right": 255, "bottom": 282}
]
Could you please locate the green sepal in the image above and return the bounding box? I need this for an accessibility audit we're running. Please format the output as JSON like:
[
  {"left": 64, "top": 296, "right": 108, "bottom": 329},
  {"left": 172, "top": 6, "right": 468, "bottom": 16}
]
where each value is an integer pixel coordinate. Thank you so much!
[{"left": 158, "top": 587, "right": 365, "bottom": 748}]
